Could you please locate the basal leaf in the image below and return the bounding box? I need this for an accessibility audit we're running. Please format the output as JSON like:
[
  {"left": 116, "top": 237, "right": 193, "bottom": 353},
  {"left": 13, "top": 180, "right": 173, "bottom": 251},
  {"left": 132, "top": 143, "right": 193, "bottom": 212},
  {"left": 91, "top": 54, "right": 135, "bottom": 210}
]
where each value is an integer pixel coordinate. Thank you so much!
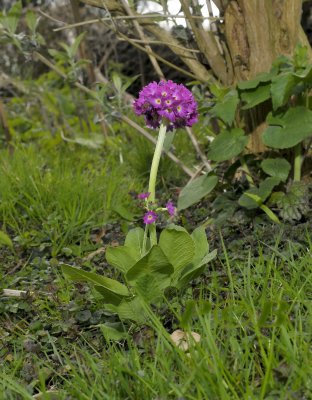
[
  {"left": 94, "top": 285, "right": 124, "bottom": 306},
  {"left": 263, "top": 107, "right": 312, "bottom": 149},
  {"left": 207, "top": 128, "right": 248, "bottom": 162},
  {"left": 126, "top": 245, "right": 174, "bottom": 282},
  {"left": 124, "top": 227, "right": 145, "bottom": 259},
  {"left": 176, "top": 249, "right": 217, "bottom": 289},
  {"left": 61, "top": 264, "right": 130, "bottom": 296},
  {"left": 177, "top": 174, "right": 218, "bottom": 211},
  {"left": 106, "top": 246, "right": 136, "bottom": 274},
  {"left": 261, "top": 158, "right": 291, "bottom": 182},
  {"left": 159, "top": 225, "right": 195, "bottom": 273},
  {"left": 191, "top": 226, "right": 209, "bottom": 265},
  {"left": 117, "top": 297, "right": 147, "bottom": 323}
]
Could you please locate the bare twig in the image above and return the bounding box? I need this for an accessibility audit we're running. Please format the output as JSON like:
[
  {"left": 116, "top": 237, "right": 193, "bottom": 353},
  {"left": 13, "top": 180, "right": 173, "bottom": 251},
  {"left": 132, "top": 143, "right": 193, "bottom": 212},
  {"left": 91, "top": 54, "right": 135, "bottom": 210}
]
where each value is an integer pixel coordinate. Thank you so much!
[
  {"left": 53, "top": 14, "right": 221, "bottom": 32},
  {"left": 117, "top": 38, "right": 201, "bottom": 53},
  {"left": 120, "top": 0, "right": 164, "bottom": 79},
  {"left": 32, "top": 52, "right": 194, "bottom": 177},
  {"left": 186, "top": 127, "right": 212, "bottom": 171}
]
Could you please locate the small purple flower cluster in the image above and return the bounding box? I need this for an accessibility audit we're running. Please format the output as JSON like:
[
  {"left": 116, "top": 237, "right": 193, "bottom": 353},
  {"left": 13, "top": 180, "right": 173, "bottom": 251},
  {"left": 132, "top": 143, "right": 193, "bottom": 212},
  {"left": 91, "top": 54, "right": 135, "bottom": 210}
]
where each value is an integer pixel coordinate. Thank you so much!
[
  {"left": 133, "top": 80, "right": 198, "bottom": 130},
  {"left": 137, "top": 193, "right": 176, "bottom": 224}
]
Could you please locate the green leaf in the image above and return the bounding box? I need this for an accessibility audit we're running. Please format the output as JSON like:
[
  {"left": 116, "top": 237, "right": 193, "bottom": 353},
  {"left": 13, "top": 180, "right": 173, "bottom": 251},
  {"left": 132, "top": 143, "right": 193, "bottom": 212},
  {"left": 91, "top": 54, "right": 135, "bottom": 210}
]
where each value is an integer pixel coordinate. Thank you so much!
[
  {"left": 93, "top": 285, "right": 124, "bottom": 306},
  {"left": 273, "top": 182, "right": 309, "bottom": 221},
  {"left": 237, "top": 71, "right": 274, "bottom": 90},
  {"left": 207, "top": 128, "right": 248, "bottom": 162},
  {"left": 1, "top": 1, "right": 22, "bottom": 33},
  {"left": 238, "top": 177, "right": 281, "bottom": 209},
  {"left": 263, "top": 107, "right": 312, "bottom": 149},
  {"left": 71, "top": 32, "right": 86, "bottom": 57},
  {"left": 211, "top": 89, "right": 239, "bottom": 125},
  {"left": 124, "top": 228, "right": 145, "bottom": 259},
  {"left": 25, "top": 11, "right": 39, "bottom": 33},
  {"left": 259, "top": 204, "right": 281, "bottom": 224},
  {"left": 159, "top": 225, "right": 195, "bottom": 273},
  {"left": 112, "top": 72, "right": 122, "bottom": 92},
  {"left": 261, "top": 158, "right": 291, "bottom": 182},
  {"left": 0, "top": 231, "right": 13, "bottom": 248},
  {"left": 106, "top": 246, "right": 136, "bottom": 274},
  {"left": 126, "top": 245, "right": 174, "bottom": 282},
  {"left": 241, "top": 84, "right": 271, "bottom": 110},
  {"left": 270, "top": 73, "right": 297, "bottom": 110},
  {"left": 134, "top": 272, "right": 171, "bottom": 302},
  {"left": 191, "top": 226, "right": 209, "bottom": 265},
  {"left": 61, "top": 264, "right": 130, "bottom": 296},
  {"left": 176, "top": 249, "right": 217, "bottom": 289},
  {"left": 100, "top": 323, "right": 128, "bottom": 341},
  {"left": 117, "top": 297, "right": 147, "bottom": 323},
  {"left": 177, "top": 174, "right": 218, "bottom": 211}
]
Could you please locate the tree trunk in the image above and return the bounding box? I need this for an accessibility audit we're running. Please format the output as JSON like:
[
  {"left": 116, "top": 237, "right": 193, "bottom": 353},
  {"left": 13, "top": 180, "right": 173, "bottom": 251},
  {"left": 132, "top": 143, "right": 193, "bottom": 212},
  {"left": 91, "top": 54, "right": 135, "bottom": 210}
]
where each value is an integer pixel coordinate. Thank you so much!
[{"left": 78, "top": 0, "right": 311, "bottom": 153}]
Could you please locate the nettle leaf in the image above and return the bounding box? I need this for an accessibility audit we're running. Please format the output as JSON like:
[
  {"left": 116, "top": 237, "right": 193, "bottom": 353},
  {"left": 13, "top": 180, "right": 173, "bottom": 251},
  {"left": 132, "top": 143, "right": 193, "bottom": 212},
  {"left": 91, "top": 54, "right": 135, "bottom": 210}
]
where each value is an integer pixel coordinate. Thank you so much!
[
  {"left": 177, "top": 174, "right": 218, "bottom": 211},
  {"left": 261, "top": 158, "right": 291, "bottom": 182},
  {"left": 237, "top": 71, "right": 275, "bottom": 90},
  {"left": 126, "top": 245, "right": 174, "bottom": 282},
  {"left": 239, "top": 177, "right": 281, "bottom": 209},
  {"left": 241, "top": 84, "right": 271, "bottom": 110},
  {"left": 159, "top": 225, "right": 195, "bottom": 273},
  {"left": 211, "top": 89, "right": 239, "bottom": 125},
  {"left": 270, "top": 73, "right": 297, "bottom": 110},
  {"left": 208, "top": 128, "right": 248, "bottom": 162},
  {"left": 61, "top": 264, "right": 130, "bottom": 296},
  {"left": 263, "top": 107, "right": 312, "bottom": 149},
  {"left": 273, "top": 182, "right": 310, "bottom": 221}
]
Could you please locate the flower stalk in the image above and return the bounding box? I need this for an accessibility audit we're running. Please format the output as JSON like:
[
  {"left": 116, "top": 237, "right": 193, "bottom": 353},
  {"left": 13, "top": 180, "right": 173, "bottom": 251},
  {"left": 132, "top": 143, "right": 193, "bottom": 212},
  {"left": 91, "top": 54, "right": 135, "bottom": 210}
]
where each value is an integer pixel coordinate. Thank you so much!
[
  {"left": 148, "top": 123, "right": 167, "bottom": 245},
  {"left": 293, "top": 143, "right": 302, "bottom": 182}
]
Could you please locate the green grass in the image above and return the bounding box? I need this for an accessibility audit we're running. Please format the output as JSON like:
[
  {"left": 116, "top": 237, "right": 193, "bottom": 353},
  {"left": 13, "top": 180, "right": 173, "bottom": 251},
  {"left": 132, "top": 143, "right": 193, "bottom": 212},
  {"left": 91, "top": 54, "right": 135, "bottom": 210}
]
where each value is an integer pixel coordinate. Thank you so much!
[
  {"left": 0, "top": 140, "right": 311, "bottom": 400},
  {"left": 0, "top": 144, "right": 139, "bottom": 256},
  {"left": 1, "top": 239, "right": 311, "bottom": 399}
]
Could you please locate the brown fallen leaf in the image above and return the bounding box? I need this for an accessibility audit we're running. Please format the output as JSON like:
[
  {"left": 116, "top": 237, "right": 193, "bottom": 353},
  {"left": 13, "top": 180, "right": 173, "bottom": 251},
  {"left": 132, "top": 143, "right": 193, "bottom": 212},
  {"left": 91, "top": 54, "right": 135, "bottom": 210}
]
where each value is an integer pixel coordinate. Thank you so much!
[{"left": 170, "top": 329, "right": 201, "bottom": 351}]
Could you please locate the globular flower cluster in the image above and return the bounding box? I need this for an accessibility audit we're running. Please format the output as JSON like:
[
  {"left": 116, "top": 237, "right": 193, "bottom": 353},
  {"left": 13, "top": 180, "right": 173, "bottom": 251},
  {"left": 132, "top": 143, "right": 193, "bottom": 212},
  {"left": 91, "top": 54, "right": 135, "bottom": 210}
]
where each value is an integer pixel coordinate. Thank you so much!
[{"left": 133, "top": 80, "right": 198, "bottom": 130}]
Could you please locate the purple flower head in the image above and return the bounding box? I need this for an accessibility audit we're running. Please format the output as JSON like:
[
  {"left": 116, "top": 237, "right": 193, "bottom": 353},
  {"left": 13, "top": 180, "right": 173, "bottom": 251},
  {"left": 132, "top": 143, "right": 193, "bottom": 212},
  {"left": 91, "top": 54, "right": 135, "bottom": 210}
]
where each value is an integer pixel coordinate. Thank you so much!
[
  {"left": 166, "top": 201, "right": 176, "bottom": 216},
  {"left": 138, "top": 192, "right": 150, "bottom": 200},
  {"left": 143, "top": 210, "right": 158, "bottom": 225},
  {"left": 133, "top": 80, "right": 198, "bottom": 130}
]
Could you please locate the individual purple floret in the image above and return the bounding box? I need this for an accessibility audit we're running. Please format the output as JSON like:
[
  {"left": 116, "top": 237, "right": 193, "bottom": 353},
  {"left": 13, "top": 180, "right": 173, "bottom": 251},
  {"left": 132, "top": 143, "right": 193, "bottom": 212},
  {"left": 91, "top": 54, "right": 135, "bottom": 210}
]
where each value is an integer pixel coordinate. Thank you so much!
[
  {"left": 138, "top": 192, "right": 151, "bottom": 200},
  {"left": 133, "top": 80, "right": 198, "bottom": 130},
  {"left": 166, "top": 201, "right": 176, "bottom": 216},
  {"left": 143, "top": 211, "right": 158, "bottom": 224}
]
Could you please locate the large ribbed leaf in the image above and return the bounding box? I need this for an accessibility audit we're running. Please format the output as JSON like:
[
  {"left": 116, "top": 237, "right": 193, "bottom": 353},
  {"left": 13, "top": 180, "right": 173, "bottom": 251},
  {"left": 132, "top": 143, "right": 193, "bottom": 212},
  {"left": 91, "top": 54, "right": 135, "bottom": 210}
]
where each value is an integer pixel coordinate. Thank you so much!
[{"left": 159, "top": 225, "right": 195, "bottom": 273}]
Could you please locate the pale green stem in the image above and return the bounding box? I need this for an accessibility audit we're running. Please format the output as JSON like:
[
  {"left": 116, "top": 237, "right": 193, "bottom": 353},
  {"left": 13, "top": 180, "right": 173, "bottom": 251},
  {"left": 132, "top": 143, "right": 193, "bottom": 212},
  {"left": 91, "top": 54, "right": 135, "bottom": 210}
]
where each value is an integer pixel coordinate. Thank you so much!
[
  {"left": 148, "top": 123, "right": 167, "bottom": 246},
  {"left": 293, "top": 143, "right": 302, "bottom": 182}
]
